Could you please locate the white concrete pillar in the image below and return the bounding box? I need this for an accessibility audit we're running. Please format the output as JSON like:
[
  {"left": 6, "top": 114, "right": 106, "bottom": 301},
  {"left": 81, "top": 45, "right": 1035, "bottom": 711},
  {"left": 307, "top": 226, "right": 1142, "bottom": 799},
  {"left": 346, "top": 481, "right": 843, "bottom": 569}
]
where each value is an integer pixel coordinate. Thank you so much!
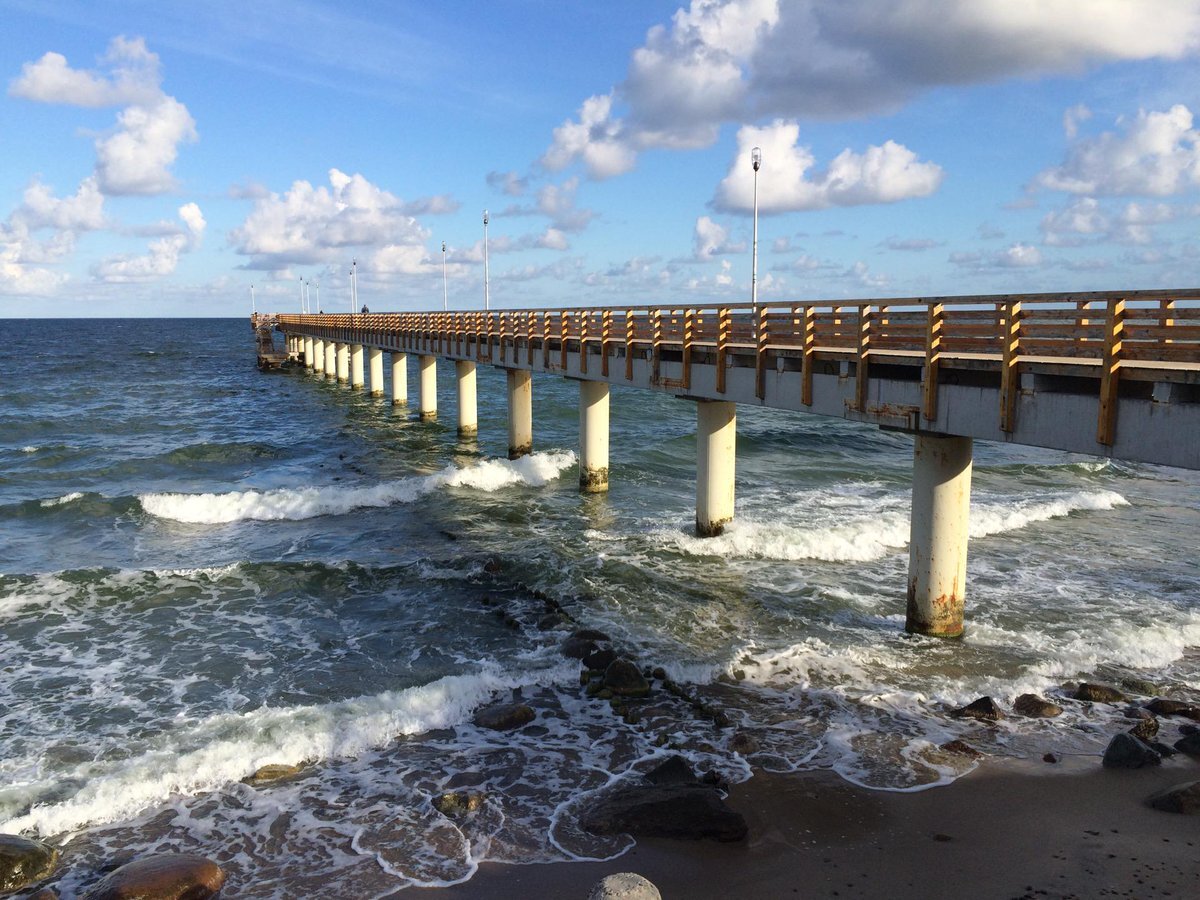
[
  {"left": 368, "top": 347, "right": 384, "bottom": 397},
  {"left": 579, "top": 380, "right": 610, "bottom": 493},
  {"left": 906, "top": 434, "right": 973, "bottom": 638},
  {"left": 336, "top": 342, "right": 350, "bottom": 383},
  {"left": 305, "top": 336, "right": 315, "bottom": 370},
  {"left": 313, "top": 338, "right": 325, "bottom": 374},
  {"left": 456, "top": 360, "right": 478, "bottom": 438},
  {"left": 391, "top": 352, "right": 408, "bottom": 405},
  {"left": 324, "top": 341, "right": 336, "bottom": 379},
  {"left": 350, "top": 343, "right": 365, "bottom": 389},
  {"left": 506, "top": 368, "right": 533, "bottom": 459},
  {"left": 418, "top": 354, "right": 437, "bottom": 421},
  {"left": 696, "top": 400, "right": 736, "bottom": 537}
]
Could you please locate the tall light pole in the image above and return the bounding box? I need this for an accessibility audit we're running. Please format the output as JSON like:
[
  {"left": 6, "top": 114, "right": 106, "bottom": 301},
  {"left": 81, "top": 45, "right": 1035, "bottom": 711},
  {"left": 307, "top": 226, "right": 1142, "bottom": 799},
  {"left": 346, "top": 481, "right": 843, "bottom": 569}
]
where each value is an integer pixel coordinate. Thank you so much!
[
  {"left": 442, "top": 240, "right": 448, "bottom": 311},
  {"left": 482, "top": 209, "right": 490, "bottom": 311},
  {"left": 251, "top": 283, "right": 256, "bottom": 314},
  {"left": 299, "top": 275, "right": 305, "bottom": 313},
  {"left": 751, "top": 145, "right": 762, "bottom": 308},
  {"left": 314, "top": 278, "right": 320, "bottom": 314},
  {"left": 350, "top": 258, "right": 358, "bottom": 313}
]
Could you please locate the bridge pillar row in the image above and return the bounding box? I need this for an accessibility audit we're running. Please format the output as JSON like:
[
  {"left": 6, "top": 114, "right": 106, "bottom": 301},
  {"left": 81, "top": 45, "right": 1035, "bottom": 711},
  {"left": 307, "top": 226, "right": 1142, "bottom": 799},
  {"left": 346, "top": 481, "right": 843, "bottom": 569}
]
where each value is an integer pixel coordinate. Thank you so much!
[
  {"left": 507, "top": 368, "right": 533, "bottom": 459},
  {"left": 336, "top": 342, "right": 350, "bottom": 384},
  {"left": 905, "top": 433, "right": 973, "bottom": 638},
  {"left": 391, "top": 352, "right": 408, "bottom": 405},
  {"left": 313, "top": 338, "right": 325, "bottom": 374},
  {"left": 696, "top": 400, "right": 736, "bottom": 537},
  {"left": 456, "top": 361, "right": 478, "bottom": 438},
  {"left": 368, "top": 348, "right": 384, "bottom": 396},
  {"left": 305, "top": 336, "right": 315, "bottom": 370},
  {"left": 350, "top": 344, "right": 365, "bottom": 389},
  {"left": 579, "top": 380, "right": 609, "bottom": 493},
  {"left": 418, "top": 354, "right": 437, "bottom": 421}
]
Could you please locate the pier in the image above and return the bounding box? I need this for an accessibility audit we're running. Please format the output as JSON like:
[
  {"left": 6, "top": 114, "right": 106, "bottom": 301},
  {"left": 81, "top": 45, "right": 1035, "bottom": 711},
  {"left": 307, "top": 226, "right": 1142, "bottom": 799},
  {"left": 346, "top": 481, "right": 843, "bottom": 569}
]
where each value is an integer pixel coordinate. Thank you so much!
[{"left": 264, "top": 289, "right": 1200, "bottom": 638}]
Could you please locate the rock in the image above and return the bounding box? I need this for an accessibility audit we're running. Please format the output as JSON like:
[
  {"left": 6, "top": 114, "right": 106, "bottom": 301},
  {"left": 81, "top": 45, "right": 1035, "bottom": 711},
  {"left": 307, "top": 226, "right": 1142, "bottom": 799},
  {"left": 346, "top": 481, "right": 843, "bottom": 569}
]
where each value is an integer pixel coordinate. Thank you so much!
[
  {"left": 561, "top": 635, "right": 599, "bottom": 660},
  {"left": 244, "top": 762, "right": 303, "bottom": 785},
  {"left": 1075, "top": 683, "right": 1126, "bottom": 704},
  {"left": 1102, "top": 733, "right": 1162, "bottom": 769},
  {"left": 1128, "top": 717, "right": 1160, "bottom": 742},
  {"left": 579, "top": 784, "right": 747, "bottom": 842},
  {"left": 644, "top": 756, "right": 698, "bottom": 786},
  {"left": 1120, "top": 677, "right": 1161, "bottom": 697},
  {"left": 0, "top": 834, "right": 59, "bottom": 894},
  {"left": 588, "top": 872, "right": 662, "bottom": 900},
  {"left": 1174, "top": 732, "right": 1200, "bottom": 757},
  {"left": 950, "top": 696, "right": 1004, "bottom": 721},
  {"left": 1146, "top": 698, "right": 1200, "bottom": 720},
  {"left": 1124, "top": 706, "right": 1155, "bottom": 721},
  {"left": 572, "top": 629, "right": 611, "bottom": 643},
  {"left": 82, "top": 854, "right": 226, "bottom": 900},
  {"left": 433, "top": 790, "right": 486, "bottom": 817},
  {"left": 583, "top": 647, "right": 617, "bottom": 671},
  {"left": 1043, "top": 752, "right": 1060, "bottom": 764},
  {"left": 1151, "top": 741, "right": 1178, "bottom": 758},
  {"left": 473, "top": 702, "right": 535, "bottom": 731},
  {"left": 1183, "top": 724, "right": 1200, "bottom": 736},
  {"left": 603, "top": 659, "right": 650, "bottom": 698},
  {"left": 651, "top": 667, "right": 667, "bottom": 681},
  {"left": 729, "top": 731, "right": 760, "bottom": 755},
  {"left": 482, "top": 558, "right": 502, "bottom": 574},
  {"left": 536, "top": 613, "right": 566, "bottom": 631},
  {"left": 940, "top": 740, "right": 984, "bottom": 759},
  {"left": 700, "top": 770, "right": 729, "bottom": 791},
  {"left": 1147, "top": 781, "right": 1200, "bottom": 815},
  {"left": 1013, "top": 693, "right": 1063, "bottom": 718}
]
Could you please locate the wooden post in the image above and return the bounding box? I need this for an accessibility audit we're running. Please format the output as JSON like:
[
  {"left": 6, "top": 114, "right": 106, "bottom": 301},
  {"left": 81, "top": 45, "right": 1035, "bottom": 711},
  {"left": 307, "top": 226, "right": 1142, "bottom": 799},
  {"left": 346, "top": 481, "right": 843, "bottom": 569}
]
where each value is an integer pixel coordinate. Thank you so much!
[
  {"left": 855, "top": 304, "right": 872, "bottom": 411},
  {"left": 801, "top": 305, "right": 815, "bottom": 406},
  {"left": 716, "top": 307, "right": 731, "bottom": 395},
  {"left": 999, "top": 301, "right": 1022, "bottom": 433},
  {"left": 1097, "top": 298, "right": 1125, "bottom": 445},
  {"left": 624, "top": 310, "right": 635, "bottom": 381},
  {"left": 922, "top": 302, "right": 944, "bottom": 422},
  {"left": 682, "top": 308, "right": 695, "bottom": 390},
  {"left": 755, "top": 304, "right": 769, "bottom": 400},
  {"left": 601, "top": 309, "right": 613, "bottom": 377}
]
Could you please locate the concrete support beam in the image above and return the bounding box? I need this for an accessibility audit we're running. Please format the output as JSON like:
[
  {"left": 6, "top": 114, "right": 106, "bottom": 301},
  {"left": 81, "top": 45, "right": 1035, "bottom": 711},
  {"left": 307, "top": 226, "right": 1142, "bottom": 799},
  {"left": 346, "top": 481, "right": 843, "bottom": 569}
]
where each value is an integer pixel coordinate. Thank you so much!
[
  {"left": 456, "top": 360, "right": 478, "bottom": 438},
  {"left": 696, "top": 400, "right": 736, "bottom": 537},
  {"left": 313, "top": 338, "right": 324, "bottom": 374},
  {"left": 507, "top": 368, "right": 533, "bottom": 459},
  {"left": 305, "top": 337, "right": 315, "bottom": 370},
  {"left": 336, "top": 342, "right": 350, "bottom": 383},
  {"left": 350, "top": 344, "right": 365, "bottom": 389},
  {"left": 905, "top": 433, "right": 973, "bottom": 638},
  {"left": 419, "top": 354, "right": 437, "bottom": 421},
  {"left": 368, "top": 347, "right": 384, "bottom": 397},
  {"left": 392, "top": 352, "right": 408, "bottom": 405},
  {"left": 324, "top": 341, "right": 336, "bottom": 379},
  {"left": 579, "top": 380, "right": 610, "bottom": 493}
]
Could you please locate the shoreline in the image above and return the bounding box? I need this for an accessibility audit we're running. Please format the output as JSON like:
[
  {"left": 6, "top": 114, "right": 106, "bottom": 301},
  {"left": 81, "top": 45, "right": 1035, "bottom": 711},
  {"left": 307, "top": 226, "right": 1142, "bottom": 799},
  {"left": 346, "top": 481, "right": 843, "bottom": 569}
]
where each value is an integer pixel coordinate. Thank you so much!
[{"left": 420, "top": 755, "right": 1199, "bottom": 899}]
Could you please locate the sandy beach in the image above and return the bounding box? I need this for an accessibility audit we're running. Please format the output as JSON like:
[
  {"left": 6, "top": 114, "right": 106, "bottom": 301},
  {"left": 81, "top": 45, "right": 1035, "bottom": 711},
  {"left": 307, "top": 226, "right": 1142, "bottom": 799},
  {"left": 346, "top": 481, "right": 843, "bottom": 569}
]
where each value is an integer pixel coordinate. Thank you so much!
[{"left": 423, "top": 756, "right": 1198, "bottom": 900}]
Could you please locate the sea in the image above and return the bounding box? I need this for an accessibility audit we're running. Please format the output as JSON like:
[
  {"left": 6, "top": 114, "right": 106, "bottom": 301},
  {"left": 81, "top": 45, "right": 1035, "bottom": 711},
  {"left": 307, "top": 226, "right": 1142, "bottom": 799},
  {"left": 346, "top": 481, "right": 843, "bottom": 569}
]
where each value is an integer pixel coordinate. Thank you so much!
[{"left": 2, "top": 317, "right": 1198, "bottom": 897}]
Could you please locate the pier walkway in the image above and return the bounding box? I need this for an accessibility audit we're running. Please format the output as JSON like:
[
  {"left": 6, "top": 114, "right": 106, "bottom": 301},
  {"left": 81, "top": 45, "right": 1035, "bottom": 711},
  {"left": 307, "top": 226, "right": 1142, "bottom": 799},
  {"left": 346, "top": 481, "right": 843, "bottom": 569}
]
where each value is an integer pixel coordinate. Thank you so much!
[{"left": 266, "top": 289, "right": 1200, "bottom": 637}]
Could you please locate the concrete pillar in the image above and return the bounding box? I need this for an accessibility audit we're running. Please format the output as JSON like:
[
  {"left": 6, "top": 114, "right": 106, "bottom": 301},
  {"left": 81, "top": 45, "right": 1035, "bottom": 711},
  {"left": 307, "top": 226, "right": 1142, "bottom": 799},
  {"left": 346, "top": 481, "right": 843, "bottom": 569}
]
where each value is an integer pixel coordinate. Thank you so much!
[
  {"left": 368, "top": 347, "right": 384, "bottom": 397},
  {"left": 336, "top": 342, "right": 349, "bottom": 383},
  {"left": 906, "top": 434, "right": 973, "bottom": 638},
  {"left": 391, "top": 352, "right": 408, "bottom": 405},
  {"left": 579, "top": 380, "right": 610, "bottom": 493},
  {"left": 313, "top": 338, "right": 325, "bottom": 374},
  {"left": 418, "top": 354, "right": 437, "bottom": 421},
  {"left": 305, "top": 336, "right": 315, "bottom": 370},
  {"left": 456, "top": 360, "right": 478, "bottom": 438},
  {"left": 506, "top": 368, "right": 533, "bottom": 459},
  {"left": 324, "top": 341, "right": 336, "bottom": 379},
  {"left": 696, "top": 400, "right": 736, "bottom": 537},
  {"left": 350, "top": 343, "right": 365, "bottom": 389}
]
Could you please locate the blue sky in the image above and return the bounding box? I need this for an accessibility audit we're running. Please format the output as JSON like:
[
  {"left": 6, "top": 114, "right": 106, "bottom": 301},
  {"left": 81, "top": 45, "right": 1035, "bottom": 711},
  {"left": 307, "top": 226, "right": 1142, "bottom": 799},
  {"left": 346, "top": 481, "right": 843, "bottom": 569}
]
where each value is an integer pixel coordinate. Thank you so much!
[{"left": 2, "top": 0, "right": 1200, "bottom": 317}]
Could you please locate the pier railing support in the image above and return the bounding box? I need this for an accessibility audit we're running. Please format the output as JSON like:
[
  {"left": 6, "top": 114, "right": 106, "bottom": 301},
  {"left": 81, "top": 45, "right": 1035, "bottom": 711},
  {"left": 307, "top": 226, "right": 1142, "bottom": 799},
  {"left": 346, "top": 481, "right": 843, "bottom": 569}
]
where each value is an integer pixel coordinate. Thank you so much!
[
  {"left": 506, "top": 368, "right": 533, "bottom": 459},
  {"left": 579, "top": 379, "right": 610, "bottom": 493},
  {"left": 313, "top": 338, "right": 325, "bottom": 375},
  {"left": 325, "top": 341, "right": 336, "bottom": 380},
  {"left": 368, "top": 347, "right": 384, "bottom": 397},
  {"left": 336, "top": 342, "right": 350, "bottom": 383},
  {"left": 350, "top": 343, "right": 365, "bottom": 389},
  {"left": 456, "top": 360, "right": 478, "bottom": 438},
  {"left": 391, "top": 352, "right": 408, "bottom": 405},
  {"left": 696, "top": 399, "right": 736, "bottom": 537},
  {"left": 905, "top": 433, "right": 973, "bottom": 638},
  {"left": 419, "top": 354, "right": 437, "bottom": 421}
]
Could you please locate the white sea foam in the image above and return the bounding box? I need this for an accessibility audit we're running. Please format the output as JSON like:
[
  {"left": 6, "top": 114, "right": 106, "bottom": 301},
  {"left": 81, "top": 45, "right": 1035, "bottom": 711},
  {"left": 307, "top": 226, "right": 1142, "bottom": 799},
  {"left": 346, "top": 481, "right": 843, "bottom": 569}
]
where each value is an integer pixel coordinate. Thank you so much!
[
  {"left": 139, "top": 450, "right": 576, "bottom": 524},
  {"left": 40, "top": 492, "right": 84, "bottom": 508},
  {"left": 20, "top": 446, "right": 39, "bottom": 453},
  {"left": 0, "top": 659, "right": 579, "bottom": 837}
]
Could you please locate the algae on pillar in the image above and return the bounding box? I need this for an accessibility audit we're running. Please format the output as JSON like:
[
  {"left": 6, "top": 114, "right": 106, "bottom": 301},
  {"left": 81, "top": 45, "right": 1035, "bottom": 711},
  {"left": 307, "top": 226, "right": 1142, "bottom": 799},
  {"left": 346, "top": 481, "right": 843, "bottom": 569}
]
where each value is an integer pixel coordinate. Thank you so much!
[
  {"left": 368, "top": 347, "right": 384, "bottom": 397},
  {"left": 506, "top": 368, "right": 533, "bottom": 459},
  {"left": 579, "top": 379, "right": 610, "bottom": 493},
  {"left": 456, "top": 360, "right": 478, "bottom": 438},
  {"left": 905, "top": 433, "right": 973, "bottom": 638},
  {"left": 418, "top": 354, "right": 437, "bottom": 421},
  {"left": 392, "top": 352, "right": 408, "bottom": 405},
  {"left": 696, "top": 400, "right": 736, "bottom": 537}
]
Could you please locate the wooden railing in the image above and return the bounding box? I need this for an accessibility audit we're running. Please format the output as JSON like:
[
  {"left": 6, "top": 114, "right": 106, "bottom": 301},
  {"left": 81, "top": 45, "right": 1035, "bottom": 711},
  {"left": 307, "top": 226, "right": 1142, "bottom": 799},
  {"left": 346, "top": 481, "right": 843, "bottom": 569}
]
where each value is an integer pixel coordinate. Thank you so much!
[{"left": 278, "top": 289, "right": 1200, "bottom": 445}]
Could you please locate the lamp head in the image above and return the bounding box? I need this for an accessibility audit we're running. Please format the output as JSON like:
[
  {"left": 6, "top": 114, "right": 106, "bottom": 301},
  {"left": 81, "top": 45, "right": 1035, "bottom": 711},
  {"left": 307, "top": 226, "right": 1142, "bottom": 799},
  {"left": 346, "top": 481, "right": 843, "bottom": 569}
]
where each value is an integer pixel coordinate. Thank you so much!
[
  {"left": 442, "top": 240, "right": 446, "bottom": 252},
  {"left": 751, "top": 146, "right": 762, "bottom": 172},
  {"left": 483, "top": 209, "right": 489, "bottom": 225}
]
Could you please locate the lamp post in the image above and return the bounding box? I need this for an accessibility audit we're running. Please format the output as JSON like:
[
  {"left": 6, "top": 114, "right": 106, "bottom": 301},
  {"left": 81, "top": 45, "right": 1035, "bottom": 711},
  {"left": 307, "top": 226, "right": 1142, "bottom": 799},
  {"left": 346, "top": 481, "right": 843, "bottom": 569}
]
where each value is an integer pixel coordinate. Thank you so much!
[
  {"left": 483, "top": 209, "right": 490, "bottom": 311},
  {"left": 751, "top": 145, "right": 762, "bottom": 309},
  {"left": 299, "top": 275, "right": 305, "bottom": 313},
  {"left": 314, "top": 278, "right": 320, "bottom": 314},
  {"left": 251, "top": 283, "right": 256, "bottom": 314},
  {"left": 350, "top": 257, "right": 358, "bottom": 313},
  {"left": 442, "top": 240, "right": 448, "bottom": 311}
]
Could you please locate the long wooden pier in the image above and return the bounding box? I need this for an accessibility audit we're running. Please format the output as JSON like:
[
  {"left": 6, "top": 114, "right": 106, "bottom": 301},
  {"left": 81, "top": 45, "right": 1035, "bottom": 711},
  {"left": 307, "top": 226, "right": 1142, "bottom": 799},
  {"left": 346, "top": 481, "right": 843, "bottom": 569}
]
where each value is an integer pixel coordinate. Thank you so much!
[{"left": 266, "top": 288, "right": 1200, "bottom": 637}]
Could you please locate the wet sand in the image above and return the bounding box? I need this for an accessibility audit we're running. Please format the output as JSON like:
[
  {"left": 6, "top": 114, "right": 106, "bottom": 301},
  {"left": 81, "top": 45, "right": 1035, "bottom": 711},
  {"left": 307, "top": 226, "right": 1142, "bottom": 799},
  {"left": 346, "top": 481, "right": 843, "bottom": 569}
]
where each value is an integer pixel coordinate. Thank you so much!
[{"left": 422, "top": 756, "right": 1199, "bottom": 899}]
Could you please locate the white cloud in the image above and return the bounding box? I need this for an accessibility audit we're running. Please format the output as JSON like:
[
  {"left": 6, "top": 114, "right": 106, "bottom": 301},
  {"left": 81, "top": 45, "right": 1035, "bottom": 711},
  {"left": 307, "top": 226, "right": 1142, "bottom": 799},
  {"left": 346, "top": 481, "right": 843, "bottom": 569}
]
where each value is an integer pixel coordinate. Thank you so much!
[
  {"left": 1063, "top": 103, "right": 1092, "bottom": 139},
  {"left": 541, "top": 93, "right": 637, "bottom": 179},
  {"left": 487, "top": 170, "right": 529, "bottom": 196},
  {"left": 95, "top": 97, "right": 197, "bottom": 195},
  {"left": 713, "top": 120, "right": 942, "bottom": 212},
  {"left": 1036, "top": 105, "right": 1200, "bottom": 196},
  {"left": 537, "top": 227, "right": 570, "bottom": 251},
  {"left": 92, "top": 202, "right": 205, "bottom": 282},
  {"left": 1040, "top": 197, "right": 1110, "bottom": 246},
  {"left": 950, "top": 242, "right": 1044, "bottom": 271},
  {"left": 8, "top": 36, "right": 161, "bottom": 107},
  {"left": 693, "top": 215, "right": 745, "bottom": 259},
  {"left": 1040, "top": 196, "right": 1190, "bottom": 245},
  {"left": 0, "top": 176, "right": 107, "bottom": 296},
  {"left": 19, "top": 176, "right": 106, "bottom": 232}
]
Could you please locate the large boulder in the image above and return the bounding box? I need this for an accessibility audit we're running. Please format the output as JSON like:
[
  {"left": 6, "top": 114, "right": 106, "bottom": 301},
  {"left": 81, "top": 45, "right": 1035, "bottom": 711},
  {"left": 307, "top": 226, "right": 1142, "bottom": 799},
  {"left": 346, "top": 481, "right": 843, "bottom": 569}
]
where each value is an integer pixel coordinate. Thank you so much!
[
  {"left": 82, "top": 854, "right": 226, "bottom": 900},
  {"left": 644, "top": 756, "right": 698, "bottom": 786},
  {"left": 588, "top": 872, "right": 662, "bottom": 900},
  {"left": 244, "top": 763, "right": 303, "bottom": 785},
  {"left": 1013, "top": 694, "right": 1063, "bottom": 718},
  {"left": 603, "top": 659, "right": 650, "bottom": 699},
  {"left": 1147, "top": 781, "right": 1200, "bottom": 815},
  {"left": 0, "top": 834, "right": 59, "bottom": 894},
  {"left": 1147, "top": 698, "right": 1200, "bottom": 720},
  {"left": 1175, "top": 733, "right": 1200, "bottom": 757},
  {"left": 473, "top": 702, "right": 535, "bottom": 731},
  {"left": 1102, "top": 733, "right": 1161, "bottom": 769},
  {"left": 1128, "top": 717, "right": 1160, "bottom": 742},
  {"left": 579, "top": 784, "right": 747, "bottom": 842},
  {"left": 1075, "top": 683, "right": 1126, "bottom": 704},
  {"left": 950, "top": 697, "right": 1004, "bottom": 721}
]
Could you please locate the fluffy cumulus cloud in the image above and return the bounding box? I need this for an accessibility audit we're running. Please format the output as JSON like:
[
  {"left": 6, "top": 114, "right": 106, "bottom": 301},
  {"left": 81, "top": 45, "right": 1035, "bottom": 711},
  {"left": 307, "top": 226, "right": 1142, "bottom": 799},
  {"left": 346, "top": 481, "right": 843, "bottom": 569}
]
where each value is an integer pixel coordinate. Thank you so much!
[
  {"left": 92, "top": 202, "right": 205, "bottom": 282},
  {"left": 713, "top": 120, "right": 943, "bottom": 212},
  {"left": 543, "top": 0, "right": 1200, "bottom": 177},
  {"left": 692, "top": 215, "right": 745, "bottom": 259},
  {"left": 1041, "top": 196, "right": 1189, "bottom": 246},
  {"left": 950, "top": 242, "right": 1044, "bottom": 271},
  {"left": 0, "top": 176, "right": 107, "bottom": 294},
  {"left": 9, "top": 35, "right": 161, "bottom": 107}
]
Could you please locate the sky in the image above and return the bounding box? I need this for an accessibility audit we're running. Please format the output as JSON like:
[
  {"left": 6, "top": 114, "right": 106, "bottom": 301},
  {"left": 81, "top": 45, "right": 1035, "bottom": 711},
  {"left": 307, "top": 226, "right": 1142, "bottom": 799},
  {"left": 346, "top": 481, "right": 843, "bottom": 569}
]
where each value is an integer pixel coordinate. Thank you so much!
[{"left": 2, "top": 0, "right": 1200, "bottom": 317}]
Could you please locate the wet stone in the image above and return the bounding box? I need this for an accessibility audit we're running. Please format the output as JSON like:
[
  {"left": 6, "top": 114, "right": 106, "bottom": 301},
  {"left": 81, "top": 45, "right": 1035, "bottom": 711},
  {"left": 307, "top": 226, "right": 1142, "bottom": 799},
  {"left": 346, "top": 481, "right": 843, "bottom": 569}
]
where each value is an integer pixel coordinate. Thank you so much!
[
  {"left": 1147, "top": 780, "right": 1200, "bottom": 815},
  {"left": 579, "top": 784, "right": 747, "bottom": 842},
  {"left": 472, "top": 702, "right": 535, "bottom": 731},
  {"left": 940, "top": 739, "right": 984, "bottom": 759},
  {"left": 244, "top": 762, "right": 303, "bottom": 785},
  {"left": 588, "top": 872, "right": 662, "bottom": 900},
  {"left": 433, "top": 790, "right": 486, "bottom": 818},
  {"left": 1146, "top": 698, "right": 1200, "bottom": 720},
  {"left": 583, "top": 647, "right": 617, "bottom": 671},
  {"left": 729, "top": 731, "right": 760, "bottom": 755},
  {"left": 1120, "top": 677, "right": 1161, "bottom": 697},
  {"left": 1013, "top": 693, "right": 1063, "bottom": 718},
  {"left": 644, "top": 756, "right": 698, "bottom": 787},
  {"left": 561, "top": 635, "right": 599, "bottom": 660},
  {"left": 1075, "top": 683, "right": 1126, "bottom": 704},
  {"left": 603, "top": 659, "right": 651, "bottom": 698},
  {"left": 1174, "top": 732, "right": 1200, "bottom": 757},
  {"left": 950, "top": 696, "right": 1004, "bottom": 721},
  {"left": 536, "top": 613, "right": 567, "bottom": 631},
  {"left": 82, "top": 853, "right": 226, "bottom": 900},
  {"left": 1128, "top": 716, "right": 1160, "bottom": 742},
  {"left": 0, "top": 834, "right": 59, "bottom": 894},
  {"left": 1102, "top": 733, "right": 1161, "bottom": 769}
]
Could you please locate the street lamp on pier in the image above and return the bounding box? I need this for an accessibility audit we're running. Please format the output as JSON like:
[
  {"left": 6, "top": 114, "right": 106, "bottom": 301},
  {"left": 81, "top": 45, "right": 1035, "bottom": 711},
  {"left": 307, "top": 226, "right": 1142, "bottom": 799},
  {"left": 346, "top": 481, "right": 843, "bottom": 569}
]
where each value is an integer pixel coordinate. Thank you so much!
[
  {"left": 442, "top": 240, "right": 448, "bottom": 311},
  {"left": 751, "top": 146, "right": 762, "bottom": 309},
  {"left": 483, "top": 210, "right": 490, "bottom": 311}
]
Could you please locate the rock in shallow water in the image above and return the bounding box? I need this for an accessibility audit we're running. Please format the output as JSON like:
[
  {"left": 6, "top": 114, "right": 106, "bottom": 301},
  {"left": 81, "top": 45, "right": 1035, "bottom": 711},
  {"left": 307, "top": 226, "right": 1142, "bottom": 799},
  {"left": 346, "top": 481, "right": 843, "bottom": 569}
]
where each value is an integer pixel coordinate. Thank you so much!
[
  {"left": 1128, "top": 716, "right": 1160, "bottom": 742},
  {"left": 950, "top": 696, "right": 1004, "bottom": 721},
  {"left": 1102, "top": 733, "right": 1161, "bottom": 769},
  {"left": 244, "top": 763, "right": 303, "bottom": 785},
  {"left": 1075, "top": 683, "right": 1126, "bottom": 704},
  {"left": 1175, "top": 732, "right": 1200, "bottom": 757},
  {"left": 472, "top": 702, "right": 535, "bottom": 731},
  {"left": 579, "top": 784, "right": 747, "bottom": 842},
  {"left": 0, "top": 834, "right": 59, "bottom": 894},
  {"left": 82, "top": 854, "right": 225, "bottom": 900},
  {"left": 602, "top": 659, "right": 650, "bottom": 698},
  {"left": 1147, "top": 780, "right": 1200, "bottom": 815},
  {"left": 433, "top": 790, "right": 486, "bottom": 817},
  {"left": 1014, "top": 693, "right": 1063, "bottom": 718},
  {"left": 1147, "top": 698, "right": 1200, "bottom": 720},
  {"left": 588, "top": 872, "right": 662, "bottom": 900}
]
